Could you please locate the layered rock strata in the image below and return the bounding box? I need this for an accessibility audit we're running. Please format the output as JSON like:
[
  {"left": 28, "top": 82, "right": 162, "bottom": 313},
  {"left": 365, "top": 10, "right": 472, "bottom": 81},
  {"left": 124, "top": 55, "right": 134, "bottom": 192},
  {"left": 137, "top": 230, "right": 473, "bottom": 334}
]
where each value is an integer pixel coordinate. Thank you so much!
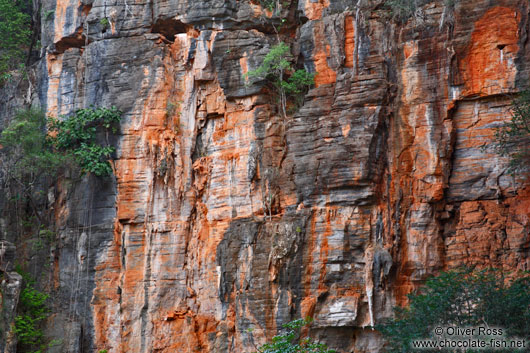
[{"left": 0, "top": 0, "right": 529, "bottom": 352}]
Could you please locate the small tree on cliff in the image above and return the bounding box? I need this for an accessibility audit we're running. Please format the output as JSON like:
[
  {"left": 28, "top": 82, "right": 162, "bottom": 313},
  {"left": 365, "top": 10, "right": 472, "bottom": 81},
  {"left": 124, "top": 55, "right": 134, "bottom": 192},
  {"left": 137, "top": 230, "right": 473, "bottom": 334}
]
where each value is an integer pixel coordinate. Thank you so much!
[
  {"left": 384, "top": 0, "right": 457, "bottom": 23},
  {"left": 254, "top": 318, "right": 336, "bottom": 353},
  {"left": 378, "top": 268, "right": 530, "bottom": 352},
  {"left": 0, "top": 0, "right": 31, "bottom": 83},
  {"left": 384, "top": 0, "right": 419, "bottom": 21},
  {"left": 245, "top": 42, "right": 314, "bottom": 118}
]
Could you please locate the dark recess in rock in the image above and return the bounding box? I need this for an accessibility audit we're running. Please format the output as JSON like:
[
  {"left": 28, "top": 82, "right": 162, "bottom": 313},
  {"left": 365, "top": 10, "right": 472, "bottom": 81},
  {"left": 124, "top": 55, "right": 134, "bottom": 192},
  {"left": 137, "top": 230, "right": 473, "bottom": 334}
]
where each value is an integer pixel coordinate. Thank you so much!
[
  {"left": 53, "top": 30, "right": 86, "bottom": 54},
  {"left": 151, "top": 18, "right": 188, "bottom": 42}
]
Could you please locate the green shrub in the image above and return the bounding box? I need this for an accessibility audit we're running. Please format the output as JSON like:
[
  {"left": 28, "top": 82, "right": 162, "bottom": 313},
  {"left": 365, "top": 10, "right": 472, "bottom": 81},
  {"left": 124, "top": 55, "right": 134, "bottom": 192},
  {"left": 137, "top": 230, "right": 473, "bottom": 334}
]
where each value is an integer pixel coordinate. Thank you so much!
[
  {"left": 493, "top": 90, "right": 530, "bottom": 174},
  {"left": 378, "top": 268, "right": 530, "bottom": 352},
  {"left": 0, "top": 0, "right": 31, "bottom": 84},
  {"left": 385, "top": 0, "right": 456, "bottom": 22},
  {"left": 246, "top": 42, "right": 314, "bottom": 117},
  {"left": 1, "top": 107, "right": 122, "bottom": 180},
  {"left": 384, "top": 0, "right": 418, "bottom": 21},
  {"left": 254, "top": 318, "right": 336, "bottom": 353},
  {"left": 0, "top": 108, "right": 65, "bottom": 182},
  {"left": 257, "top": 0, "right": 292, "bottom": 13},
  {"left": 259, "top": 0, "right": 276, "bottom": 11},
  {"left": 42, "top": 10, "right": 54, "bottom": 21},
  {"left": 48, "top": 106, "right": 122, "bottom": 176},
  {"left": 99, "top": 17, "right": 109, "bottom": 29},
  {"left": 14, "top": 267, "right": 49, "bottom": 350},
  {"left": 166, "top": 101, "right": 180, "bottom": 116}
]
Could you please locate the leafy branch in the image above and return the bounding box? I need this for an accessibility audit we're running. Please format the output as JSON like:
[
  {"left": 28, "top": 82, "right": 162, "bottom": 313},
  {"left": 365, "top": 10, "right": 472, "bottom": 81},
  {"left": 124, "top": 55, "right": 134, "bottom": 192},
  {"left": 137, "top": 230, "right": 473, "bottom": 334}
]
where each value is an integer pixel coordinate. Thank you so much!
[
  {"left": 493, "top": 90, "right": 530, "bottom": 175},
  {"left": 0, "top": 0, "right": 32, "bottom": 84},
  {"left": 378, "top": 268, "right": 530, "bottom": 352},
  {"left": 14, "top": 266, "right": 49, "bottom": 351},
  {"left": 254, "top": 318, "right": 336, "bottom": 353},
  {"left": 48, "top": 106, "right": 122, "bottom": 177}
]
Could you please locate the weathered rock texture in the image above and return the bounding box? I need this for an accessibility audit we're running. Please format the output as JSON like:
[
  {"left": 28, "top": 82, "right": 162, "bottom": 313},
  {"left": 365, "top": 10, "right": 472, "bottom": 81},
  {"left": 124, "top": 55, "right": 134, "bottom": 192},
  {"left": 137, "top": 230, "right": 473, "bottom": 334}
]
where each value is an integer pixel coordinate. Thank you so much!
[
  {"left": 0, "top": 241, "right": 22, "bottom": 353},
  {"left": 1, "top": 0, "right": 529, "bottom": 352}
]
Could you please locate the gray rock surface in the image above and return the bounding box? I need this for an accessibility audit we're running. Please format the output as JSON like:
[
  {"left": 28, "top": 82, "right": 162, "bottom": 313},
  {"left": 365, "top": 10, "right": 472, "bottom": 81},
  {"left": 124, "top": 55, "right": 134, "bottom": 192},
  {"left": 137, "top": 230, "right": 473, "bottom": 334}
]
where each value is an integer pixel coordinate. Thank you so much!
[{"left": 0, "top": 0, "right": 529, "bottom": 352}]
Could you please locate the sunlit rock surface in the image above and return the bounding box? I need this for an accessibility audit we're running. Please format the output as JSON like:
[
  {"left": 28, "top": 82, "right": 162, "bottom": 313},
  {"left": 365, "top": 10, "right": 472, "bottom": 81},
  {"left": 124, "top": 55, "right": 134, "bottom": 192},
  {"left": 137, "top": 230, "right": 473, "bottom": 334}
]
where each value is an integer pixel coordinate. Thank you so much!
[{"left": 0, "top": 0, "right": 529, "bottom": 352}]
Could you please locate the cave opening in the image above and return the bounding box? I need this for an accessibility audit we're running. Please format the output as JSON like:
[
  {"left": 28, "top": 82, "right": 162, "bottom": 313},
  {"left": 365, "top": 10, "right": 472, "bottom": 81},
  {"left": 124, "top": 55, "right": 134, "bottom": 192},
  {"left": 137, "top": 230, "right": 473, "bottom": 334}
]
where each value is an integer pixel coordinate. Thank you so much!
[{"left": 151, "top": 18, "right": 188, "bottom": 42}]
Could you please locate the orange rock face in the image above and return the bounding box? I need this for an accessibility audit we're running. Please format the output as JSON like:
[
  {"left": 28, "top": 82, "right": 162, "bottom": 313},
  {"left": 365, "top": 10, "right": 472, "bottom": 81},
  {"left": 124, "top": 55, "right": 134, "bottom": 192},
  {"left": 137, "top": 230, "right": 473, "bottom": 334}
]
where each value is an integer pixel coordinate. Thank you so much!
[
  {"left": 460, "top": 7, "right": 520, "bottom": 97},
  {"left": 304, "top": 0, "right": 330, "bottom": 21},
  {"left": 29, "top": 1, "right": 530, "bottom": 352},
  {"left": 344, "top": 16, "right": 355, "bottom": 69},
  {"left": 312, "top": 23, "right": 337, "bottom": 87}
]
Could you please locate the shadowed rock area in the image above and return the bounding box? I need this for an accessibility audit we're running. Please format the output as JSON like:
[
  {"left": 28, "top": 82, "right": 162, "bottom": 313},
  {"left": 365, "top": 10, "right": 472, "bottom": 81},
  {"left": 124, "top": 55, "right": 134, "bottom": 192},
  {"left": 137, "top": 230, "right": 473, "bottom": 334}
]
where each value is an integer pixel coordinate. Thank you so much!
[{"left": 0, "top": 0, "right": 529, "bottom": 352}]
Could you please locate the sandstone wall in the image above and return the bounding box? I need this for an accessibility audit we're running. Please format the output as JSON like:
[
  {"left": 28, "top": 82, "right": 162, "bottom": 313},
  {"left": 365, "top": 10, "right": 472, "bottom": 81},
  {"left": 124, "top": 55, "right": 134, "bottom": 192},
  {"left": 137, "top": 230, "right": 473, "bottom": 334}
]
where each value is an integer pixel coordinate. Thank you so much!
[{"left": 1, "top": 0, "right": 529, "bottom": 352}]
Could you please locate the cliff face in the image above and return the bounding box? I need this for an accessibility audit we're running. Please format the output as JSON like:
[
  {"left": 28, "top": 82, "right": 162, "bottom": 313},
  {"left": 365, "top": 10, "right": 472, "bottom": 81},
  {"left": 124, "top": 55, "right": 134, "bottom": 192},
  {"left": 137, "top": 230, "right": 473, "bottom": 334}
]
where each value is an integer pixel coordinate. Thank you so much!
[{"left": 1, "top": 0, "right": 530, "bottom": 352}]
